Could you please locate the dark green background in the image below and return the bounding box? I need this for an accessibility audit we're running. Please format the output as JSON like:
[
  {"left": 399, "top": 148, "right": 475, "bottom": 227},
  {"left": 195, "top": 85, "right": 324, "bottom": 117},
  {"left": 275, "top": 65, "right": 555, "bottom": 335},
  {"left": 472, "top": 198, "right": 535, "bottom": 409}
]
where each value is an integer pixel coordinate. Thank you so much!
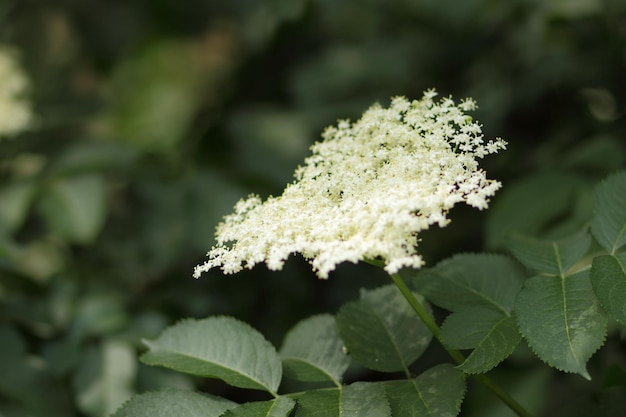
[{"left": 1, "top": 0, "right": 625, "bottom": 415}]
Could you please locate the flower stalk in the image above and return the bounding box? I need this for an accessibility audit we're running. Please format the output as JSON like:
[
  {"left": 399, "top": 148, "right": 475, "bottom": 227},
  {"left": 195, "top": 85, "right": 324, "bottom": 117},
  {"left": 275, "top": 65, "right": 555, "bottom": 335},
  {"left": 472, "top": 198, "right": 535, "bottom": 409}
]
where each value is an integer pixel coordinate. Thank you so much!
[{"left": 389, "top": 272, "right": 533, "bottom": 417}]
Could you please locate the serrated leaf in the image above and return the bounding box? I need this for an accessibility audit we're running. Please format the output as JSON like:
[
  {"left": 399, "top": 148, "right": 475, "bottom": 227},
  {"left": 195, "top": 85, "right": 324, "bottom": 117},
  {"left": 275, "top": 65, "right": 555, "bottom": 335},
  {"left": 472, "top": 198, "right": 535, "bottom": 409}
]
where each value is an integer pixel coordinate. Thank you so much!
[
  {"left": 37, "top": 174, "right": 107, "bottom": 243},
  {"left": 111, "top": 388, "right": 236, "bottom": 417},
  {"left": 506, "top": 232, "right": 591, "bottom": 276},
  {"left": 279, "top": 314, "right": 349, "bottom": 384},
  {"left": 73, "top": 339, "right": 136, "bottom": 417},
  {"left": 382, "top": 364, "right": 465, "bottom": 417},
  {"left": 515, "top": 270, "right": 607, "bottom": 379},
  {"left": 441, "top": 306, "right": 521, "bottom": 374},
  {"left": 591, "top": 171, "right": 626, "bottom": 253},
  {"left": 413, "top": 254, "right": 526, "bottom": 314},
  {"left": 221, "top": 397, "right": 295, "bottom": 417},
  {"left": 335, "top": 285, "right": 432, "bottom": 372},
  {"left": 141, "top": 317, "right": 282, "bottom": 394},
  {"left": 294, "top": 382, "right": 391, "bottom": 417},
  {"left": 591, "top": 253, "right": 626, "bottom": 325}
]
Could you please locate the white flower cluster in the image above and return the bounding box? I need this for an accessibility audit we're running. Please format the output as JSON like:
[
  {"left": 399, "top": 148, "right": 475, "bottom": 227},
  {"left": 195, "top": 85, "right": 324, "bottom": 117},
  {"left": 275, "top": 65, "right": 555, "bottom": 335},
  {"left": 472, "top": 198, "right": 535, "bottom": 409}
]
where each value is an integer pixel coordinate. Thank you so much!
[
  {"left": 0, "top": 46, "right": 32, "bottom": 138},
  {"left": 195, "top": 90, "right": 506, "bottom": 279}
]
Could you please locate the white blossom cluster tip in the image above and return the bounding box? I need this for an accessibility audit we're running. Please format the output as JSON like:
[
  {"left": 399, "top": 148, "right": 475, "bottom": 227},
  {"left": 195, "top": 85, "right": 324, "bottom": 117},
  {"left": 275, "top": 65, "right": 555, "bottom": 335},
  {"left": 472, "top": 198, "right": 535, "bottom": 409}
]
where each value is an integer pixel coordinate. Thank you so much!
[
  {"left": 195, "top": 90, "right": 507, "bottom": 279},
  {"left": 0, "top": 46, "right": 33, "bottom": 138}
]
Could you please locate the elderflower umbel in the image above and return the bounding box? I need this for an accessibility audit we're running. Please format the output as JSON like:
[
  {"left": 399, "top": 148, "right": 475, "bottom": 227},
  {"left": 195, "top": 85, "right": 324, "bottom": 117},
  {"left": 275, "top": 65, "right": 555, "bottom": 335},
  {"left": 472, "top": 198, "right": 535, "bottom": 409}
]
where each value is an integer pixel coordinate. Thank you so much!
[
  {"left": 0, "top": 46, "right": 32, "bottom": 138},
  {"left": 195, "top": 90, "right": 506, "bottom": 279}
]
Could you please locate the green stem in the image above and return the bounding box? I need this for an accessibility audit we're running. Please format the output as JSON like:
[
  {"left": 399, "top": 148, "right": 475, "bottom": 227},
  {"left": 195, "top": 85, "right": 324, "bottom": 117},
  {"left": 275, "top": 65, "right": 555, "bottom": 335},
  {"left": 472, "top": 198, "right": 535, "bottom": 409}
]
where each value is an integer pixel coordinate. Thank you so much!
[
  {"left": 389, "top": 273, "right": 533, "bottom": 417},
  {"left": 388, "top": 273, "right": 465, "bottom": 365}
]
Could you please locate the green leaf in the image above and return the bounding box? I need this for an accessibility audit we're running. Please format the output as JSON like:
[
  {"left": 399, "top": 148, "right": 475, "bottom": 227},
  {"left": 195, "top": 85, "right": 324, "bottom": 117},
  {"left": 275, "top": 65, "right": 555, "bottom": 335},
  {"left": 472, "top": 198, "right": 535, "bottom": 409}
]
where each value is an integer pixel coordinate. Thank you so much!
[
  {"left": 591, "top": 171, "right": 626, "bottom": 253},
  {"left": 73, "top": 339, "right": 136, "bottom": 417},
  {"left": 8, "top": 238, "right": 65, "bottom": 282},
  {"left": 515, "top": 270, "right": 607, "bottom": 379},
  {"left": 279, "top": 314, "right": 350, "bottom": 384},
  {"left": 382, "top": 364, "right": 466, "bottom": 417},
  {"left": 221, "top": 397, "right": 295, "bottom": 417},
  {"left": 111, "top": 388, "right": 236, "bottom": 417},
  {"left": 413, "top": 254, "right": 526, "bottom": 314},
  {"left": 591, "top": 253, "right": 626, "bottom": 325},
  {"left": 335, "top": 285, "right": 432, "bottom": 372},
  {"left": 0, "top": 181, "right": 37, "bottom": 233},
  {"left": 141, "top": 317, "right": 282, "bottom": 394},
  {"left": 107, "top": 40, "right": 217, "bottom": 153},
  {"left": 441, "top": 306, "right": 521, "bottom": 374},
  {"left": 485, "top": 172, "right": 588, "bottom": 248},
  {"left": 294, "top": 382, "right": 391, "bottom": 417},
  {"left": 37, "top": 173, "right": 107, "bottom": 243},
  {"left": 506, "top": 232, "right": 591, "bottom": 276}
]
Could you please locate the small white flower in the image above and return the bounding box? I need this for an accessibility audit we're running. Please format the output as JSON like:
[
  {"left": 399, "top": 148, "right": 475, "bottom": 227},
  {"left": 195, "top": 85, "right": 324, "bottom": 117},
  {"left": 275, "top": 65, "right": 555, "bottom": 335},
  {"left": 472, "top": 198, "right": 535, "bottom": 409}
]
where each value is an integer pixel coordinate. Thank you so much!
[
  {"left": 195, "top": 90, "right": 507, "bottom": 279},
  {"left": 0, "top": 46, "right": 33, "bottom": 138}
]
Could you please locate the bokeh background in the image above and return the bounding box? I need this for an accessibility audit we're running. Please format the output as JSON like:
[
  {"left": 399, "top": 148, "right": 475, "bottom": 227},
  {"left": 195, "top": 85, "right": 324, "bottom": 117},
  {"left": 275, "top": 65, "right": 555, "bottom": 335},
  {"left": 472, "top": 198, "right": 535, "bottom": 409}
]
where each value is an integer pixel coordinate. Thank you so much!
[{"left": 1, "top": 0, "right": 625, "bottom": 416}]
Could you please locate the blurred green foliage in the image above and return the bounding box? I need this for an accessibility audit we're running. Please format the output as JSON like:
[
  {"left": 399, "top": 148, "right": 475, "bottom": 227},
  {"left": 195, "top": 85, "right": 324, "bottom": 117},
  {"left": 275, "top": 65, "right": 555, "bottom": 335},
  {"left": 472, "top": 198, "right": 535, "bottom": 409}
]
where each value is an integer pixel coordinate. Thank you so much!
[{"left": 0, "top": 0, "right": 625, "bottom": 415}]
